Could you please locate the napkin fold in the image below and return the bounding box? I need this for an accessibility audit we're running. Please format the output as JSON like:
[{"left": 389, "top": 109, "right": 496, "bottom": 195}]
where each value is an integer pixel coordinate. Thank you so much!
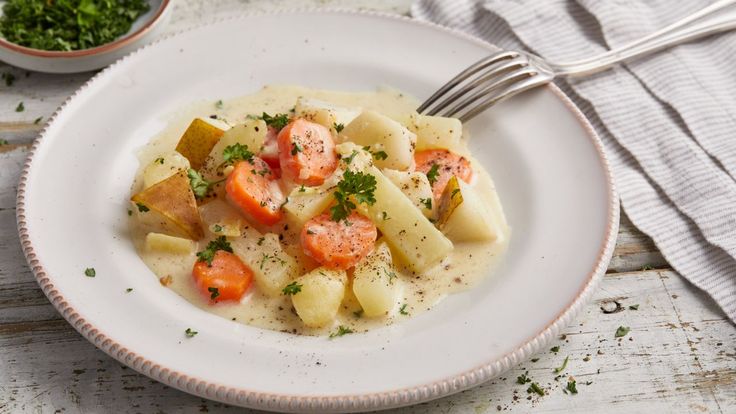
[{"left": 412, "top": 0, "right": 736, "bottom": 322}]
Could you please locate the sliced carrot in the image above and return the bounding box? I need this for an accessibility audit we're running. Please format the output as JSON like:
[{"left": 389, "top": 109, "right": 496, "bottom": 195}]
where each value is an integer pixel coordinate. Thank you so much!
[
  {"left": 414, "top": 149, "right": 473, "bottom": 199},
  {"left": 193, "top": 250, "right": 253, "bottom": 302},
  {"left": 301, "top": 212, "right": 377, "bottom": 270},
  {"left": 277, "top": 119, "right": 338, "bottom": 186},
  {"left": 225, "top": 157, "right": 284, "bottom": 226}
]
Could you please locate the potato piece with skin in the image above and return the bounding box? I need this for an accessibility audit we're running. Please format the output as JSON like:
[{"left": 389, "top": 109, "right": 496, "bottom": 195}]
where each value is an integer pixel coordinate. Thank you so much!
[
  {"left": 145, "top": 232, "right": 195, "bottom": 254},
  {"left": 409, "top": 114, "right": 463, "bottom": 151},
  {"left": 131, "top": 171, "right": 204, "bottom": 240},
  {"left": 352, "top": 241, "right": 401, "bottom": 317},
  {"left": 437, "top": 176, "right": 500, "bottom": 243},
  {"left": 142, "top": 151, "right": 191, "bottom": 189},
  {"left": 339, "top": 110, "right": 416, "bottom": 170},
  {"left": 295, "top": 97, "right": 360, "bottom": 133},
  {"left": 175, "top": 118, "right": 226, "bottom": 170},
  {"left": 382, "top": 169, "right": 435, "bottom": 218},
  {"left": 201, "top": 119, "right": 267, "bottom": 178},
  {"left": 291, "top": 267, "right": 347, "bottom": 328},
  {"left": 229, "top": 228, "right": 299, "bottom": 297}
]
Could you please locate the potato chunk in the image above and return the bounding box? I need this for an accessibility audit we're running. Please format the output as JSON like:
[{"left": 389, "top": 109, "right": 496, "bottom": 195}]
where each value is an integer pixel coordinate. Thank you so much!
[
  {"left": 131, "top": 171, "right": 204, "bottom": 240},
  {"left": 291, "top": 267, "right": 347, "bottom": 327},
  {"left": 142, "top": 151, "right": 191, "bottom": 189},
  {"left": 409, "top": 114, "right": 462, "bottom": 150},
  {"left": 352, "top": 241, "right": 401, "bottom": 317},
  {"left": 175, "top": 118, "right": 226, "bottom": 169},
  {"left": 145, "top": 232, "right": 195, "bottom": 254},
  {"left": 230, "top": 229, "right": 299, "bottom": 297},
  {"left": 382, "top": 169, "right": 435, "bottom": 218},
  {"left": 198, "top": 199, "right": 243, "bottom": 237},
  {"left": 295, "top": 97, "right": 360, "bottom": 132},
  {"left": 201, "top": 119, "right": 267, "bottom": 178},
  {"left": 437, "top": 176, "right": 500, "bottom": 242},
  {"left": 339, "top": 110, "right": 416, "bottom": 170},
  {"left": 283, "top": 183, "right": 336, "bottom": 229}
]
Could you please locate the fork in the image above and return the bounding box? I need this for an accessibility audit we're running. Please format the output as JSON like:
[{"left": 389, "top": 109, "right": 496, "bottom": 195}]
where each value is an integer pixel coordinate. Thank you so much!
[{"left": 419, "top": 0, "right": 736, "bottom": 122}]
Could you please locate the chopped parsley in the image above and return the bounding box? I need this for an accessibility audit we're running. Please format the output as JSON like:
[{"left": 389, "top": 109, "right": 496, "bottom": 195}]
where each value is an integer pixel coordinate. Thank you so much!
[
  {"left": 260, "top": 253, "right": 286, "bottom": 270},
  {"left": 222, "top": 143, "right": 254, "bottom": 165},
  {"left": 451, "top": 188, "right": 460, "bottom": 199},
  {"left": 196, "top": 236, "right": 233, "bottom": 266},
  {"left": 184, "top": 328, "right": 198, "bottom": 338},
  {"left": 385, "top": 268, "right": 397, "bottom": 284},
  {"left": 2, "top": 72, "right": 15, "bottom": 87},
  {"left": 187, "top": 169, "right": 224, "bottom": 199},
  {"left": 527, "top": 382, "right": 544, "bottom": 396},
  {"left": 208, "top": 287, "right": 220, "bottom": 300},
  {"left": 330, "top": 170, "right": 377, "bottom": 222},
  {"left": 382, "top": 211, "right": 389, "bottom": 220},
  {"left": 371, "top": 150, "right": 388, "bottom": 161},
  {"left": 33, "top": 116, "right": 42, "bottom": 125},
  {"left": 281, "top": 281, "right": 302, "bottom": 296},
  {"left": 516, "top": 372, "right": 531, "bottom": 384},
  {"left": 256, "top": 237, "right": 265, "bottom": 246},
  {"left": 260, "top": 112, "right": 289, "bottom": 130},
  {"left": 329, "top": 325, "right": 354, "bottom": 339},
  {"left": 531, "top": 358, "right": 539, "bottom": 363},
  {"left": 554, "top": 356, "right": 569, "bottom": 374},
  {"left": 550, "top": 346, "right": 560, "bottom": 353},
  {"left": 629, "top": 304, "right": 639, "bottom": 310},
  {"left": 0, "top": 139, "right": 8, "bottom": 146},
  {"left": 399, "top": 303, "right": 409, "bottom": 315},
  {"left": 333, "top": 122, "right": 345, "bottom": 133},
  {"left": 212, "top": 224, "right": 223, "bottom": 233},
  {"left": 84, "top": 267, "right": 96, "bottom": 277},
  {"left": 342, "top": 150, "right": 359, "bottom": 165},
  {"left": 420, "top": 197, "right": 432, "bottom": 210},
  {"left": 154, "top": 157, "right": 164, "bottom": 165},
  {"left": 215, "top": 99, "right": 224, "bottom": 109},
  {"left": 291, "top": 142, "right": 303, "bottom": 156},
  {"left": 0, "top": 0, "right": 150, "bottom": 51},
  {"left": 615, "top": 326, "right": 630, "bottom": 338},
  {"left": 566, "top": 379, "right": 578, "bottom": 394},
  {"left": 135, "top": 202, "right": 149, "bottom": 213},
  {"left": 298, "top": 185, "right": 306, "bottom": 193},
  {"left": 127, "top": 209, "right": 132, "bottom": 216},
  {"left": 125, "top": 288, "right": 133, "bottom": 293},
  {"left": 15, "top": 102, "right": 24, "bottom": 112},
  {"left": 425, "top": 163, "right": 440, "bottom": 185}
]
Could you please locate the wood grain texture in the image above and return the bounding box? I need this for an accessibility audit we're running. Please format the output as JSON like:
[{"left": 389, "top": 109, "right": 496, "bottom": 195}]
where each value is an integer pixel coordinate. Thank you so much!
[{"left": 0, "top": 1, "right": 734, "bottom": 413}]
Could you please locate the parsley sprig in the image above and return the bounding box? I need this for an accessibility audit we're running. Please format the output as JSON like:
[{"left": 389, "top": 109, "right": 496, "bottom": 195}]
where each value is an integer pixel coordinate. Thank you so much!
[
  {"left": 187, "top": 169, "right": 224, "bottom": 199},
  {"left": 196, "top": 236, "right": 233, "bottom": 266},
  {"left": 281, "top": 281, "right": 302, "bottom": 296},
  {"left": 260, "top": 112, "right": 290, "bottom": 130},
  {"left": 329, "top": 325, "right": 354, "bottom": 339},
  {"left": 425, "top": 163, "right": 440, "bottom": 185},
  {"left": 222, "top": 143, "right": 254, "bottom": 166},
  {"left": 330, "top": 170, "right": 377, "bottom": 222}
]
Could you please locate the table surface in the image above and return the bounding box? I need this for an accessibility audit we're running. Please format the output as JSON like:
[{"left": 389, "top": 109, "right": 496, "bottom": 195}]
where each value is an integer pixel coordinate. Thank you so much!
[{"left": 1, "top": 1, "right": 735, "bottom": 413}]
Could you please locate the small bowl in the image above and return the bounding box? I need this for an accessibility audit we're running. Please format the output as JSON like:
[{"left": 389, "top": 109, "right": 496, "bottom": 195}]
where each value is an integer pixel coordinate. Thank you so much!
[{"left": 0, "top": 0, "right": 172, "bottom": 73}]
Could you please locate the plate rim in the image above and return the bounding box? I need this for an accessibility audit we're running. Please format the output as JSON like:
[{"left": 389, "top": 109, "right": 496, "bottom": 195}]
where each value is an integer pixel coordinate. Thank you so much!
[{"left": 15, "top": 9, "right": 619, "bottom": 412}]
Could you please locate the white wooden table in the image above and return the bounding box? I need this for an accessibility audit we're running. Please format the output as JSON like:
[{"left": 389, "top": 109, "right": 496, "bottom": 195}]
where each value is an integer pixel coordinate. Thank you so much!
[{"left": 1, "top": 1, "right": 734, "bottom": 413}]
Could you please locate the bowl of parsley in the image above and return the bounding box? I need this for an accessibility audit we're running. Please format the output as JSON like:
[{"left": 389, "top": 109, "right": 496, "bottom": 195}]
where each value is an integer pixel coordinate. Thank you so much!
[{"left": 0, "top": 0, "right": 171, "bottom": 73}]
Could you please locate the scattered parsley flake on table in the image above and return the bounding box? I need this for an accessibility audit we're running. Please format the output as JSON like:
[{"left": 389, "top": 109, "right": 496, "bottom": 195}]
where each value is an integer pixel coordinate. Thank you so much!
[{"left": 84, "top": 268, "right": 95, "bottom": 277}]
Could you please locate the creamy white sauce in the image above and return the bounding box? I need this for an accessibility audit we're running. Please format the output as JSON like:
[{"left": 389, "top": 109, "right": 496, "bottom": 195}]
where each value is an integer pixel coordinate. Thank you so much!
[{"left": 129, "top": 85, "right": 509, "bottom": 336}]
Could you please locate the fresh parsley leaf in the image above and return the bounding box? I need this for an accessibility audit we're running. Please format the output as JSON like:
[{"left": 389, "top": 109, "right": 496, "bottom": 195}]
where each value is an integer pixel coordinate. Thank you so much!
[
  {"left": 125, "top": 288, "right": 133, "bottom": 293},
  {"left": 260, "top": 112, "right": 289, "bottom": 130},
  {"left": 185, "top": 328, "right": 198, "bottom": 338},
  {"left": 15, "top": 102, "right": 24, "bottom": 112},
  {"left": 135, "top": 202, "right": 149, "bottom": 213},
  {"left": 399, "top": 303, "right": 409, "bottom": 315},
  {"left": 527, "top": 382, "right": 544, "bottom": 396},
  {"left": 629, "top": 304, "right": 639, "bottom": 310},
  {"left": 566, "top": 379, "right": 578, "bottom": 394},
  {"left": 222, "top": 143, "right": 254, "bottom": 165},
  {"left": 291, "top": 142, "right": 303, "bottom": 156},
  {"left": 343, "top": 150, "right": 359, "bottom": 165},
  {"left": 371, "top": 150, "right": 388, "bottom": 161},
  {"left": 554, "top": 356, "right": 569, "bottom": 374},
  {"left": 516, "top": 372, "right": 531, "bottom": 384},
  {"left": 333, "top": 122, "right": 345, "bottom": 133},
  {"left": 615, "top": 326, "right": 630, "bottom": 338},
  {"left": 208, "top": 287, "right": 220, "bottom": 300},
  {"left": 330, "top": 170, "right": 377, "bottom": 222},
  {"left": 420, "top": 197, "right": 432, "bottom": 210},
  {"left": 425, "top": 163, "right": 440, "bottom": 185},
  {"left": 550, "top": 346, "right": 560, "bottom": 353},
  {"left": 187, "top": 169, "right": 224, "bottom": 199},
  {"left": 196, "top": 236, "right": 233, "bottom": 266},
  {"left": 281, "top": 281, "right": 302, "bottom": 296},
  {"left": 329, "top": 325, "right": 354, "bottom": 339},
  {"left": 84, "top": 267, "right": 96, "bottom": 277}
]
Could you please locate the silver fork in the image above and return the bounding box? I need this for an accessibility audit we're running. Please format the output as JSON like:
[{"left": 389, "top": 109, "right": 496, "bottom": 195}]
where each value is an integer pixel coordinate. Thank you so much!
[{"left": 419, "top": 0, "right": 736, "bottom": 122}]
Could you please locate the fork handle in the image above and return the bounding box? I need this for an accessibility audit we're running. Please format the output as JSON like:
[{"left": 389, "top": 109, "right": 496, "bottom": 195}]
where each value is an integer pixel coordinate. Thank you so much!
[{"left": 551, "top": 0, "right": 736, "bottom": 77}]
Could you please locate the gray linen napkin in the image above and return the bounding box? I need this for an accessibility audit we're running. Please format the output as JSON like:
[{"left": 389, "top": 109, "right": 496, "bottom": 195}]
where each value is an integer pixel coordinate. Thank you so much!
[{"left": 412, "top": 0, "right": 736, "bottom": 322}]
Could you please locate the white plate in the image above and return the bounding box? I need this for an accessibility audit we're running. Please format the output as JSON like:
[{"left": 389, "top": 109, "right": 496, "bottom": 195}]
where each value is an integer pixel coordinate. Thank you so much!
[
  {"left": 17, "top": 10, "right": 618, "bottom": 413},
  {"left": 0, "top": 0, "right": 172, "bottom": 73}
]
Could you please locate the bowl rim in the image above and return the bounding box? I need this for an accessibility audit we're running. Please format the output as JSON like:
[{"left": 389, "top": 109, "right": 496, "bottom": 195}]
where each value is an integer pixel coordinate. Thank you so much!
[
  {"left": 0, "top": 0, "right": 170, "bottom": 58},
  {"left": 15, "top": 9, "right": 620, "bottom": 412}
]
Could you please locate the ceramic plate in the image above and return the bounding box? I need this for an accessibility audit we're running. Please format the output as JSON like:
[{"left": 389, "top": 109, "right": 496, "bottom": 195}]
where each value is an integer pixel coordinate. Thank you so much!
[{"left": 17, "top": 10, "right": 618, "bottom": 413}]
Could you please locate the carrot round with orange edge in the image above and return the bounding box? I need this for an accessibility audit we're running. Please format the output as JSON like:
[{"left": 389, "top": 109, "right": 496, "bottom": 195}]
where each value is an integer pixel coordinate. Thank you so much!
[
  {"left": 414, "top": 149, "right": 473, "bottom": 199},
  {"left": 193, "top": 250, "right": 253, "bottom": 302},
  {"left": 301, "top": 212, "right": 377, "bottom": 270},
  {"left": 225, "top": 157, "right": 284, "bottom": 226},
  {"left": 277, "top": 119, "right": 338, "bottom": 186}
]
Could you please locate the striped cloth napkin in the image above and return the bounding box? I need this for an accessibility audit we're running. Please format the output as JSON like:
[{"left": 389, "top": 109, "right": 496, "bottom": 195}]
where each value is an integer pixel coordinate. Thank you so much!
[{"left": 412, "top": 0, "right": 736, "bottom": 323}]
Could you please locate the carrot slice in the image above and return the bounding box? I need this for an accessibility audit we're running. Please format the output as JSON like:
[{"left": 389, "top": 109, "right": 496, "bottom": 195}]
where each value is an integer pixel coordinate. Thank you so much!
[
  {"left": 414, "top": 149, "right": 473, "bottom": 199},
  {"left": 278, "top": 119, "right": 338, "bottom": 186},
  {"left": 301, "top": 212, "right": 377, "bottom": 270},
  {"left": 193, "top": 250, "right": 253, "bottom": 302},
  {"left": 225, "top": 157, "right": 284, "bottom": 226}
]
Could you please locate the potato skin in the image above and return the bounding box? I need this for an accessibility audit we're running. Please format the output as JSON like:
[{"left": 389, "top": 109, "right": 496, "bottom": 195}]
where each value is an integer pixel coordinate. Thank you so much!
[{"left": 175, "top": 118, "right": 225, "bottom": 170}]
